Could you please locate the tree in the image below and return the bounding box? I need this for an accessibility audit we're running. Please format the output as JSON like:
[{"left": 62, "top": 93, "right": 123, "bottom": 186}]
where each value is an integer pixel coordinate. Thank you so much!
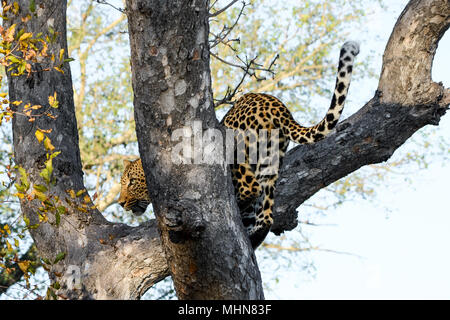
[{"left": 1, "top": 0, "right": 449, "bottom": 299}]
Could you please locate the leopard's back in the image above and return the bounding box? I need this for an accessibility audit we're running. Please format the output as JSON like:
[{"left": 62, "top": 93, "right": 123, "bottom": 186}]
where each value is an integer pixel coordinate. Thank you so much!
[{"left": 222, "top": 41, "right": 359, "bottom": 248}]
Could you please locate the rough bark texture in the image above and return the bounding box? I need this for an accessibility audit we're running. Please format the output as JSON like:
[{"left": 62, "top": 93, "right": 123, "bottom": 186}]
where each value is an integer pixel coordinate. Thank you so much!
[
  {"left": 4, "top": 0, "right": 449, "bottom": 299},
  {"left": 6, "top": 0, "right": 168, "bottom": 300},
  {"left": 125, "top": 0, "right": 264, "bottom": 299}
]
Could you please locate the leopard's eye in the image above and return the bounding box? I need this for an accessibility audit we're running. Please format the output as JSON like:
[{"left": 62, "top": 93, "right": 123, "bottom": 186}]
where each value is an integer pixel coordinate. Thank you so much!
[{"left": 129, "top": 178, "right": 136, "bottom": 186}]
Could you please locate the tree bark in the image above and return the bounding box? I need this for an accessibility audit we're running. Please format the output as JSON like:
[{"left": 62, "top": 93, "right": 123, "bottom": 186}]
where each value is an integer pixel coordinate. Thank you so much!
[
  {"left": 125, "top": 0, "right": 264, "bottom": 299},
  {"left": 6, "top": 0, "right": 169, "bottom": 300},
  {"left": 271, "top": 0, "right": 449, "bottom": 234},
  {"left": 4, "top": 0, "right": 449, "bottom": 300}
]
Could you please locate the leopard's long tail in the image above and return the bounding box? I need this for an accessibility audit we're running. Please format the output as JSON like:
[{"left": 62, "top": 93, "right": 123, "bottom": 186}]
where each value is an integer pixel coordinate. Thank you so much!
[{"left": 283, "top": 41, "right": 360, "bottom": 144}]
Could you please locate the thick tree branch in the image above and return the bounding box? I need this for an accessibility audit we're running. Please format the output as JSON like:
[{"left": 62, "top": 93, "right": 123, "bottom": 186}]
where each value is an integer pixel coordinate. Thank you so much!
[
  {"left": 125, "top": 0, "right": 264, "bottom": 299},
  {"left": 5, "top": 0, "right": 168, "bottom": 300},
  {"left": 378, "top": 0, "right": 449, "bottom": 106},
  {"left": 5, "top": 0, "right": 448, "bottom": 300},
  {"left": 271, "top": 0, "right": 449, "bottom": 234}
]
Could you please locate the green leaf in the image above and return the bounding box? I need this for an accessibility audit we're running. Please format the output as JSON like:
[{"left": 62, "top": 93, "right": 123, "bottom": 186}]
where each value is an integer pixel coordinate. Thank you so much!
[
  {"left": 55, "top": 210, "right": 60, "bottom": 225},
  {"left": 5, "top": 240, "right": 13, "bottom": 252},
  {"left": 17, "top": 62, "right": 26, "bottom": 75},
  {"left": 53, "top": 252, "right": 66, "bottom": 264},
  {"left": 46, "top": 287, "right": 57, "bottom": 300},
  {"left": 18, "top": 166, "right": 30, "bottom": 191},
  {"left": 16, "top": 28, "right": 25, "bottom": 40},
  {"left": 29, "top": 0, "right": 36, "bottom": 12},
  {"left": 45, "top": 157, "right": 53, "bottom": 175},
  {"left": 7, "top": 55, "right": 20, "bottom": 64},
  {"left": 23, "top": 215, "right": 30, "bottom": 226},
  {"left": 43, "top": 136, "right": 55, "bottom": 150},
  {"left": 40, "top": 157, "right": 55, "bottom": 184},
  {"left": 34, "top": 190, "right": 47, "bottom": 202},
  {"left": 39, "top": 168, "right": 50, "bottom": 184},
  {"left": 15, "top": 183, "right": 27, "bottom": 193},
  {"left": 50, "top": 151, "right": 61, "bottom": 160},
  {"left": 34, "top": 184, "right": 47, "bottom": 192}
]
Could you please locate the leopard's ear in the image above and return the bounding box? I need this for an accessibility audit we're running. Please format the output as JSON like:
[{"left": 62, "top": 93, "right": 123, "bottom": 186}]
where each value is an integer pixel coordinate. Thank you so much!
[{"left": 123, "top": 159, "right": 131, "bottom": 167}]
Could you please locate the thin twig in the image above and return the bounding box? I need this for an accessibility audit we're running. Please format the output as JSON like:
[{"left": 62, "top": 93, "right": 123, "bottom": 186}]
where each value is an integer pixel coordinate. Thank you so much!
[
  {"left": 94, "top": 0, "right": 125, "bottom": 13},
  {"left": 209, "top": 31, "right": 240, "bottom": 51},
  {"left": 261, "top": 243, "right": 365, "bottom": 259},
  {"left": 208, "top": 0, "right": 220, "bottom": 11},
  {"left": 212, "top": 53, "right": 278, "bottom": 107},
  {"left": 209, "top": 1, "right": 248, "bottom": 49},
  {"left": 298, "top": 220, "right": 338, "bottom": 227},
  {"left": 211, "top": 52, "right": 273, "bottom": 73},
  {"left": 209, "top": 0, "right": 239, "bottom": 17}
]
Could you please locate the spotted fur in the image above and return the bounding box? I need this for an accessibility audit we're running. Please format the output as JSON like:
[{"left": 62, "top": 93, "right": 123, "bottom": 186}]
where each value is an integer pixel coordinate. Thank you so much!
[
  {"left": 221, "top": 41, "right": 359, "bottom": 248},
  {"left": 118, "top": 41, "right": 359, "bottom": 248},
  {"left": 118, "top": 159, "right": 150, "bottom": 215}
]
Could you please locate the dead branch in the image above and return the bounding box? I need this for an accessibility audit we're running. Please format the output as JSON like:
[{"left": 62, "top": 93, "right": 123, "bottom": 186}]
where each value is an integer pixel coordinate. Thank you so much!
[
  {"left": 94, "top": 0, "right": 125, "bottom": 13},
  {"left": 209, "top": 1, "right": 248, "bottom": 49},
  {"left": 213, "top": 53, "right": 279, "bottom": 107},
  {"left": 209, "top": 0, "right": 240, "bottom": 17}
]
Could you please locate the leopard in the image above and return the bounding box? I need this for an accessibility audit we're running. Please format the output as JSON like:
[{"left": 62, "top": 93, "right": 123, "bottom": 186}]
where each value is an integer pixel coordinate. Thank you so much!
[
  {"left": 117, "top": 159, "right": 150, "bottom": 216},
  {"left": 118, "top": 41, "right": 359, "bottom": 249},
  {"left": 221, "top": 41, "right": 360, "bottom": 248}
]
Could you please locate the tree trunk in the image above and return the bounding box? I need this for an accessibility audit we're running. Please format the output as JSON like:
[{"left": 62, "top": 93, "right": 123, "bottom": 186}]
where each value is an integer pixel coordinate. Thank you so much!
[
  {"left": 4, "top": 0, "right": 449, "bottom": 299},
  {"left": 125, "top": 0, "right": 264, "bottom": 299},
  {"left": 6, "top": 0, "right": 168, "bottom": 300}
]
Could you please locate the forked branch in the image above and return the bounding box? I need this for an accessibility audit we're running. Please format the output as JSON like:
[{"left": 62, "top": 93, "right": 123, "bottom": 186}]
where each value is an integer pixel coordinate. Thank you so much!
[
  {"left": 212, "top": 53, "right": 279, "bottom": 107},
  {"left": 272, "top": 0, "right": 450, "bottom": 234}
]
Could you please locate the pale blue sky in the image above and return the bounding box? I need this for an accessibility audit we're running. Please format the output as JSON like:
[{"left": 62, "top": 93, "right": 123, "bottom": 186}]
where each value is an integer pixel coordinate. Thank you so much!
[{"left": 264, "top": 0, "right": 450, "bottom": 299}]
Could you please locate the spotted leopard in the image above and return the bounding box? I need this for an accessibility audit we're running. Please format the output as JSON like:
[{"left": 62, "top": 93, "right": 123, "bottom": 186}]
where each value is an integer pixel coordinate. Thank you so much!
[
  {"left": 117, "top": 159, "right": 150, "bottom": 215},
  {"left": 118, "top": 41, "right": 359, "bottom": 248}
]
